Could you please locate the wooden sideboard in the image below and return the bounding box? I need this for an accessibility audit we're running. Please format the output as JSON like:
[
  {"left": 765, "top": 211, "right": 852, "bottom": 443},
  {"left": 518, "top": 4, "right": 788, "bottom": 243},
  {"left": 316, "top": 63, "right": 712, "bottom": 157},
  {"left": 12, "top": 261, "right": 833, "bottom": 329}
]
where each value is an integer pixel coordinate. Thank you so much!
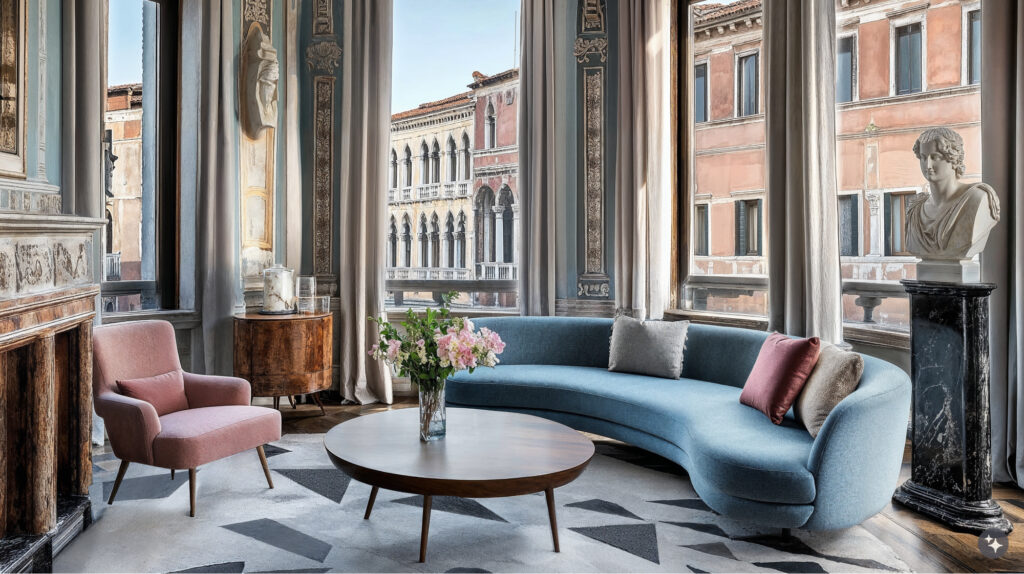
[{"left": 233, "top": 312, "right": 333, "bottom": 414}]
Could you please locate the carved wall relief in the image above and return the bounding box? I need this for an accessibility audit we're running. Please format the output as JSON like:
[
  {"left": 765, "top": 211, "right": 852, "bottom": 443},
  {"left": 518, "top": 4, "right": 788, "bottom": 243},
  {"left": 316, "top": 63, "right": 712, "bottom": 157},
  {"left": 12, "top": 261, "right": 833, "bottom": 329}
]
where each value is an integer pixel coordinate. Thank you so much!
[
  {"left": 311, "top": 75, "right": 334, "bottom": 275},
  {"left": 313, "top": 0, "right": 333, "bottom": 36},
  {"left": 240, "top": 25, "right": 279, "bottom": 140}
]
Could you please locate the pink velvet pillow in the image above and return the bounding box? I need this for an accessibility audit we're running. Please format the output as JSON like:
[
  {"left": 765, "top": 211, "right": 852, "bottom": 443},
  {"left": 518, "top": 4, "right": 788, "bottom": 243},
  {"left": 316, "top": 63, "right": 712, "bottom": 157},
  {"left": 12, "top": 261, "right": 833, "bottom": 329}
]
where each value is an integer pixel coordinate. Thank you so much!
[
  {"left": 740, "top": 333, "right": 821, "bottom": 424},
  {"left": 117, "top": 370, "right": 189, "bottom": 416}
]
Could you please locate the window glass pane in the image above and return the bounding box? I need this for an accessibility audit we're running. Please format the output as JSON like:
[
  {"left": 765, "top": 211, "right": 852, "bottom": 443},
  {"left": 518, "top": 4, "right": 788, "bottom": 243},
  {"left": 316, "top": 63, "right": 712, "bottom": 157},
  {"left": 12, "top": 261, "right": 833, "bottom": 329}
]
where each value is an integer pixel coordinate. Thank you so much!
[
  {"left": 969, "top": 11, "right": 981, "bottom": 85},
  {"left": 695, "top": 63, "right": 707, "bottom": 123},
  {"left": 837, "top": 36, "right": 854, "bottom": 103},
  {"left": 685, "top": 1, "right": 766, "bottom": 317},
  {"left": 103, "top": 0, "right": 159, "bottom": 312},
  {"left": 836, "top": 6, "right": 981, "bottom": 333},
  {"left": 386, "top": 0, "right": 519, "bottom": 311}
]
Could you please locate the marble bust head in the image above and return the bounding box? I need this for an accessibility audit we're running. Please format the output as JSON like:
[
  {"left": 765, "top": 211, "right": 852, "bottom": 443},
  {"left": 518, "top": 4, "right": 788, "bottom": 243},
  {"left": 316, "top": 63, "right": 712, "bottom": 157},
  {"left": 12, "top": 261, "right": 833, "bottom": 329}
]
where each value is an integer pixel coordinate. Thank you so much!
[{"left": 905, "top": 127, "right": 999, "bottom": 282}]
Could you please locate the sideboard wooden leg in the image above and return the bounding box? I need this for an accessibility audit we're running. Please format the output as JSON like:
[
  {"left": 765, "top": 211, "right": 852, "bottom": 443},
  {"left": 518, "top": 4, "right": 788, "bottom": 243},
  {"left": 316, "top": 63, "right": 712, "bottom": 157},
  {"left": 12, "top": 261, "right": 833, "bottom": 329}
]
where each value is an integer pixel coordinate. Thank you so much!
[{"left": 311, "top": 391, "right": 327, "bottom": 416}]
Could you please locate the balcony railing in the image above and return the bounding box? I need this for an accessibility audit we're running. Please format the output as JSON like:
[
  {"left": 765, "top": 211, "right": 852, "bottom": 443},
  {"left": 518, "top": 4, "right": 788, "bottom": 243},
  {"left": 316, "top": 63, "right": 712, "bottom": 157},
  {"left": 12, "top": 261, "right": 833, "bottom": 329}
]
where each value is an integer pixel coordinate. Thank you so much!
[
  {"left": 457, "top": 182, "right": 469, "bottom": 196},
  {"left": 105, "top": 252, "right": 121, "bottom": 281},
  {"left": 387, "top": 267, "right": 474, "bottom": 281},
  {"left": 388, "top": 188, "right": 396, "bottom": 202},
  {"left": 477, "top": 262, "right": 518, "bottom": 280},
  {"left": 401, "top": 187, "right": 412, "bottom": 201}
]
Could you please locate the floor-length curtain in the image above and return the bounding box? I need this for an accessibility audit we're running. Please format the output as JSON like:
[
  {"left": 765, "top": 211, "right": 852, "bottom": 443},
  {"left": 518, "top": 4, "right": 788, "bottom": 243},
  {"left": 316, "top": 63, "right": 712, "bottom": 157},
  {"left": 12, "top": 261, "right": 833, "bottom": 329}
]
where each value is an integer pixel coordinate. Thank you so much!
[
  {"left": 763, "top": 0, "right": 843, "bottom": 342},
  {"left": 981, "top": 0, "right": 1024, "bottom": 487},
  {"left": 613, "top": 0, "right": 672, "bottom": 320},
  {"left": 194, "top": 0, "right": 240, "bottom": 376},
  {"left": 337, "top": 0, "right": 393, "bottom": 404},
  {"left": 518, "top": 0, "right": 557, "bottom": 316}
]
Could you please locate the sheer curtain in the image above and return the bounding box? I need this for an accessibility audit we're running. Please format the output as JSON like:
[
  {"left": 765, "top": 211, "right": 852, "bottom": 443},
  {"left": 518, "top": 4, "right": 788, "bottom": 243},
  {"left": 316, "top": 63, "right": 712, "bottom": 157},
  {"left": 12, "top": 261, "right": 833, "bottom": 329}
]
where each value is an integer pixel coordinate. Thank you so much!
[
  {"left": 336, "top": 0, "right": 393, "bottom": 404},
  {"left": 613, "top": 0, "right": 673, "bottom": 320},
  {"left": 981, "top": 0, "right": 1024, "bottom": 487},
  {"left": 763, "top": 0, "right": 843, "bottom": 342},
  {"left": 194, "top": 0, "right": 240, "bottom": 376},
  {"left": 518, "top": 0, "right": 557, "bottom": 316}
]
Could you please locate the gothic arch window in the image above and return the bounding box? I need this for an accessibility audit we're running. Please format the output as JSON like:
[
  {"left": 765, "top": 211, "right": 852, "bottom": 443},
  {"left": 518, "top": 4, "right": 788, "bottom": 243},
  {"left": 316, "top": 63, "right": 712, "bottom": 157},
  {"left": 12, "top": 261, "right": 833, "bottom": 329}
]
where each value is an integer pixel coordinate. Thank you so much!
[
  {"left": 446, "top": 136, "right": 458, "bottom": 182},
  {"left": 430, "top": 213, "right": 441, "bottom": 267},
  {"left": 484, "top": 102, "right": 497, "bottom": 149},
  {"left": 498, "top": 186, "right": 515, "bottom": 264},
  {"left": 105, "top": 209, "right": 114, "bottom": 254},
  {"left": 390, "top": 149, "right": 398, "bottom": 188},
  {"left": 475, "top": 186, "right": 496, "bottom": 263},
  {"left": 420, "top": 141, "right": 430, "bottom": 185},
  {"left": 403, "top": 146, "right": 413, "bottom": 186},
  {"left": 402, "top": 214, "right": 412, "bottom": 266},
  {"left": 388, "top": 216, "right": 398, "bottom": 267},
  {"left": 431, "top": 140, "right": 441, "bottom": 184},
  {"left": 445, "top": 212, "right": 455, "bottom": 267},
  {"left": 456, "top": 211, "right": 467, "bottom": 268},
  {"left": 419, "top": 214, "right": 429, "bottom": 265},
  {"left": 461, "top": 132, "right": 471, "bottom": 180}
]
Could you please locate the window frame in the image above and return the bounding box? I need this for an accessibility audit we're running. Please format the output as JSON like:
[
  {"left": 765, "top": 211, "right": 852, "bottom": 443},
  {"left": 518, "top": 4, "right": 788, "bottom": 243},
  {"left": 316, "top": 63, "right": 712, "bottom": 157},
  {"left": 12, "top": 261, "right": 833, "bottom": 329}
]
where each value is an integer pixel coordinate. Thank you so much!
[
  {"left": 734, "top": 198, "right": 763, "bottom": 257},
  {"left": 962, "top": 4, "right": 981, "bottom": 86},
  {"left": 694, "top": 202, "right": 710, "bottom": 257},
  {"left": 100, "top": 0, "right": 181, "bottom": 312},
  {"left": 837, "top": 191, "right": 862, "bottom": 257},
  {"left": 889, "top": 12, "right": 927, "bottom": 97},
  {"left": 884, "top": 190, "right": 917, "bottom": 257},
  {"left": 694, "top": 59, "right": 709, "bottom": 124},
  {"left": 836, "top": 32, "right": 858, "bottom": 104},
  {"left": 734, "top": 49, "right": 760, "bottom": 118}
]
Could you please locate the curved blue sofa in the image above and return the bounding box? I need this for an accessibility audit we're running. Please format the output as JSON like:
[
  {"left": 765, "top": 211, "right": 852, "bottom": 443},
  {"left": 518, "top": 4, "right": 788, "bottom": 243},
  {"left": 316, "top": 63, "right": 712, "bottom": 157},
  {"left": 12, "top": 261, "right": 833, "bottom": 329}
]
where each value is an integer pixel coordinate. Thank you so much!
[{"left": 446, "top": 317, "right": 911, "bottom": 530}]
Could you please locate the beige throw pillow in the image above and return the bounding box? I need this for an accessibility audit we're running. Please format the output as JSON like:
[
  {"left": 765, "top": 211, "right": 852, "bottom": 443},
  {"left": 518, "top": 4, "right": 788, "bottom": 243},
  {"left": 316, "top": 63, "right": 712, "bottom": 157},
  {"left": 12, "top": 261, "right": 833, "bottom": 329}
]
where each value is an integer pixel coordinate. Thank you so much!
[
  {"left": 608, "top": 316, "right": 689, "bottom": 379},
  {"left": 795, "top": 344, "right": 864, "bottom": 438}
]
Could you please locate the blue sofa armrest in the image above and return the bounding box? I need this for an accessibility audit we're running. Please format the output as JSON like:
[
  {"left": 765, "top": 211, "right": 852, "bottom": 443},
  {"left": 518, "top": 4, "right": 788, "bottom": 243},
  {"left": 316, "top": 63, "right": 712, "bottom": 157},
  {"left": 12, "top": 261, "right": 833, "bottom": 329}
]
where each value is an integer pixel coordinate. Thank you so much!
[{"left": 802, "top": 357, "right": 911, "bottom": 530}]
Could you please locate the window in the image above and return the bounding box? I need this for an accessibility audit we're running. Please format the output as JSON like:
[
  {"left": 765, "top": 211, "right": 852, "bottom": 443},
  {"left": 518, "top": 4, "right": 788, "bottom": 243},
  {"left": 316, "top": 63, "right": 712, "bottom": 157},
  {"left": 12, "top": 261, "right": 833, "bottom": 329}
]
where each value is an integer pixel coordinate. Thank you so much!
[
  {"left": 403, "top": 146, "right": 412, "bottom": 186},
  {"left": 419, "top": 141, "right": 430, "bottom": 185},
  {"left": 461, "top": 133, "right": 471, "bottom": 180},
  {"left": 103, "top": 0, "right": 179, "bottom": 312},
  {"left": 694, "top": 204, "right": 709, "bottom": 256},
  {"left": 682, "top": 1, "right": 767, "bottom": 318},
  {"left": 837, "top": 36, "right": 856, "bottom": 103},
  {"left": 967, "top": 10, "right": 981, "bottom": 85},
  {"left": 390, "top": 149, "right": 398, "bottom": 188},
  {"left": 485, "top": 103, "right": 497, "bottom": 149},
  {"left": 737, "top": 52, "right": 759, "bottom": 117},
  {"left": 388, "top": 217, "right": 398, "bottom": 267},
  {"left": 838, "top": 194, "right": 858, "bottom": 256},
  {"left": 695, "top": 63, "right": 708, "bottom": 123},
  {"left": 895, "top": 23, "right": 922, "bottom": 95},
  {"left": 735, "top": 199, "right": 762, "bottom": 256},
  {"left": 884, "top": 191, "right": 915, "bottom": 256},
  {"left": 446, "top": 137, "right": 457, "bottom": 182},
  {"left": 402, "top": 215, "right": 412, "bottom": 267},
  {"left": 431, "top": 140, "right": 441, "bottom": 184}
]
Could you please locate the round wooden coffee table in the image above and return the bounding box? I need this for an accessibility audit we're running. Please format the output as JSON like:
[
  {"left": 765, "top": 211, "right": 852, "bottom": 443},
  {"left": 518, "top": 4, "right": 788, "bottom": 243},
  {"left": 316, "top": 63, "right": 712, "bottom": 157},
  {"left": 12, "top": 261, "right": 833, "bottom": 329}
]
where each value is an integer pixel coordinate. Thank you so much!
[{"left": 324, "top": 408, "right": 595, "bottom": 562}]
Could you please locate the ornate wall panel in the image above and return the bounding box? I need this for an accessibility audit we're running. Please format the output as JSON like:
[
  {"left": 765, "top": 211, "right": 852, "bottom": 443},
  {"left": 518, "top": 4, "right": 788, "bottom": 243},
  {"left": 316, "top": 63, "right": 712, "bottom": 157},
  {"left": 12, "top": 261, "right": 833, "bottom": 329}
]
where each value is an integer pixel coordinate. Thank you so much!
[{"left": 311, "top": 75, "right": 334, "bottom": 274}]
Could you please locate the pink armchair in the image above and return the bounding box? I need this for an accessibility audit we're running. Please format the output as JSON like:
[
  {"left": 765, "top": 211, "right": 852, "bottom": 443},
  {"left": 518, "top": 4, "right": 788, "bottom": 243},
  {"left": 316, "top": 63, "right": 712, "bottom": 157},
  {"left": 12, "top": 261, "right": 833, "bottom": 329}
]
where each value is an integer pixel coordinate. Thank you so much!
[{"left": 93, "top": 320, "right": 282, "bottom": 517}]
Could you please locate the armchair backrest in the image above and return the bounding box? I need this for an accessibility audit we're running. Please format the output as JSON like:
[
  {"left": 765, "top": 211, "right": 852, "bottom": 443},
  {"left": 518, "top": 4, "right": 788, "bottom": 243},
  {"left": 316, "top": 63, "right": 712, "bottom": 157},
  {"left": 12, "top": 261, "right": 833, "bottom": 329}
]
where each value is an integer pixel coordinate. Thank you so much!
[{"left": 93, "top": 320, "right": 183, "bottom": 399}]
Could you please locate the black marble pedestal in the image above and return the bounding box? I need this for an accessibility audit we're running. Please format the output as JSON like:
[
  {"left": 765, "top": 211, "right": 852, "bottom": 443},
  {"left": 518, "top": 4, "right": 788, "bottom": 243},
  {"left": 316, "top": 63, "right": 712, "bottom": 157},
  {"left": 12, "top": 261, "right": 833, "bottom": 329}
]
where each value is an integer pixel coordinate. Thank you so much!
[{"left": 892, "top": 280, "right": 1011, "bottom": 534}]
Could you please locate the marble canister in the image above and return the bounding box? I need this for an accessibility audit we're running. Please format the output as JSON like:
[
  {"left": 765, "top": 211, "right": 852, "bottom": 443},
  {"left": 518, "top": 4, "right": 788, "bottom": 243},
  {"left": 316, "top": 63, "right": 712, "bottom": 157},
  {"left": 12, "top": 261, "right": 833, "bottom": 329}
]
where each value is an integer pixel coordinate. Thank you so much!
[{"left": 262, "top": 264, "right": 296, "bottom": 314}]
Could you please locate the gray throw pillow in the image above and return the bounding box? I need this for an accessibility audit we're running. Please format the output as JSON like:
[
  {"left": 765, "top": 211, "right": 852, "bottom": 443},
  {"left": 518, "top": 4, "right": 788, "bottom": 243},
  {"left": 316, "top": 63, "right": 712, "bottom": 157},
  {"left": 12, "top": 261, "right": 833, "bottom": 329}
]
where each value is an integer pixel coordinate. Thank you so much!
[
  {"left": 608, "top": 316, "right": 689, "bottom": 379},
  {"left": 794, "top": 344, "right": 864, "bottom": 438}
]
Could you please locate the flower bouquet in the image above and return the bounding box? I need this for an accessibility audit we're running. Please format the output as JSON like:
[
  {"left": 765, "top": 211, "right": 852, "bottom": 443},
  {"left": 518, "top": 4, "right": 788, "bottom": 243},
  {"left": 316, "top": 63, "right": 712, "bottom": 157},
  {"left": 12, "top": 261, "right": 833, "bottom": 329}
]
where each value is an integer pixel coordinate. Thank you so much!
[{"left": 370, "top": 293, "right": 505, "bottom": 441}]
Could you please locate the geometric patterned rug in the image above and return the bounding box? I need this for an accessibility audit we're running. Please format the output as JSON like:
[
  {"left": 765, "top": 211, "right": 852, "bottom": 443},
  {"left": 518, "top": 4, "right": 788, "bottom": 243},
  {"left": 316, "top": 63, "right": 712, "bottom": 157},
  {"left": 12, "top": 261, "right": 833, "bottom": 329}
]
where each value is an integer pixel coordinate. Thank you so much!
[{"left": 56, "top": 434, "right": 912, "bottom": 573}]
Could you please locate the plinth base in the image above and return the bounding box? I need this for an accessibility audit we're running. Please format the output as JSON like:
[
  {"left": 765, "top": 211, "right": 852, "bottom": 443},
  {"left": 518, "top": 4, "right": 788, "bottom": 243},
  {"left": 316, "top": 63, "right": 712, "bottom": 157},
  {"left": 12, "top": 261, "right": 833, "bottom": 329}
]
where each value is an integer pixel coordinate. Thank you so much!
[
  {"left": 0, "top": 495, "right": 92, "bottom": 573},
  {"left": 893, "top": 480, "right": 1011, "bottom": 534}
]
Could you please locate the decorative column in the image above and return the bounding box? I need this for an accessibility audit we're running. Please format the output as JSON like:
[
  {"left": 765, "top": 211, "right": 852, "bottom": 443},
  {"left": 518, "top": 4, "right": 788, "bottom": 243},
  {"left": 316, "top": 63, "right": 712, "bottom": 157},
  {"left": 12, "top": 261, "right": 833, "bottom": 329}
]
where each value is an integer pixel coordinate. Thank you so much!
[
  {"left": 865, "top": 192, "right": 882, "bottom": 257},
  {"left": 493, "top": 205, "right": 506, "bottom": 264},
  {"left": 893, "top": 280, "right": 1011, "bottom": 533},
  {"left": 574, "top": 0, "right": 611, "bottom": 300}
]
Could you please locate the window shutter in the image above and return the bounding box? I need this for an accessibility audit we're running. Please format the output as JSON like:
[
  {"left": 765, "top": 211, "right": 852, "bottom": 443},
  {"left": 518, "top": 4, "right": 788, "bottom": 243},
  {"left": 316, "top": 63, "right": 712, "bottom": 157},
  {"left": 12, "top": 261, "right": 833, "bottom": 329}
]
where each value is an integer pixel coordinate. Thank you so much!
[
  {"left": 703, "top": 207, "right": 710, "bottom": 256},
  {"left": 850, "top": 196, "right": 859, "bottom": 256},
  {"left": 756, "top": 199, "right": 763, "bottom": 256},
  {"left": 883, "top": 193, "right": 892, "bottom": 256},
  {"left": 735, "top": 201, "right": 745, "bottom": 256}
]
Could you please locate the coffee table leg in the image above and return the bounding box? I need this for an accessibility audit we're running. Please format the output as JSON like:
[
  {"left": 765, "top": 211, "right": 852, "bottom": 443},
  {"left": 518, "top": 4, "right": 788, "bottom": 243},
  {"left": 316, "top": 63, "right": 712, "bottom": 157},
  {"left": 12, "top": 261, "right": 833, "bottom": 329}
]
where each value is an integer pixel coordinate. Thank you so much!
[
  {"left": 419, "top": 495, "right": 432, "bottom": 563},
  {"left": 545, "top": 487, "right": 560, "bottom": 552},
  {"left": 364, "top": 486, "right": 379, "bottom": 520}
]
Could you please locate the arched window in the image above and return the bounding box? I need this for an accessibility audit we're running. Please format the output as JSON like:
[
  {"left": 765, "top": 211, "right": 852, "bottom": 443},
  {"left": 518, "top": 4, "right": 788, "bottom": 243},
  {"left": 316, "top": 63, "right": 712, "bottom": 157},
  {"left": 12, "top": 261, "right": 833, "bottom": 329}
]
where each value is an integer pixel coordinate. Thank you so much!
[
  {"left": 484, "top": 102, "right": 496, "bottom": 149},
  {"left": 419, "top": 215, "right": 429, "bottom": 266},
  {"left": 446, "top": 137, "right": 458, "bottom": 182},
  {"left": 390, "top": 149, "right": 398, "bottom": 189},
  {"left": 388, "top": 217, "right": 398, "bottom": 267},
  {"left": 461, "top": 133, "right": 471, "bottom": 180},
  {"left": 420, "top": 142, "right": 430, "bottom": 186},
  {"left": 444, "top": 212, "right": 455, "bottom": 267},
  {"left": 456, "top": 211, "right": 467, "bottom": 268},
  {"left": 402, "top": 215, "right": 412, "bottom": 266},
  {"left": 403, "top": 146, "right": 413, "bottom": 187},
  {"left": 431, "top": 140, "right": 441, "bottom": 184},
  {"left": 430, "top": 213, "right": 440, "bottom": 267},
  {"left": 498, "top": 186, "right": 515, "bottom": 264},
  {"left": 105, "top": 209, "right": 114, "bottom": 254},
  {"left": 475, "top": 186, "right": 496, "bottom": 263}
]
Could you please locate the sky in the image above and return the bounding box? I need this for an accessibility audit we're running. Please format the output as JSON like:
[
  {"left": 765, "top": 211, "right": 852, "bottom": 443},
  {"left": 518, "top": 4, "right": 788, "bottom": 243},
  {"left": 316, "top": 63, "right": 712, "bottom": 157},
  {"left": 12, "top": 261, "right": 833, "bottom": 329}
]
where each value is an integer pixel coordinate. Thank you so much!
[
  {"left": 105, "top": 0, "right": 520, "bottom": 110},
  {"left": 392, "top": 0, "right": 520, "bottom": 113},
  {"left": 108, "top": 0, "right": 144, "bottom": 86}
]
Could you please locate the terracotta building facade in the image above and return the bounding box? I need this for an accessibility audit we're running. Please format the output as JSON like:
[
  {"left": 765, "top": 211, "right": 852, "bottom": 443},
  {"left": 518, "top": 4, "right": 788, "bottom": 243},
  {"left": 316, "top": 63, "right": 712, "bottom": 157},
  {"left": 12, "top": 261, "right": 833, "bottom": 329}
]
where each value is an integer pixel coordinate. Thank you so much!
[{"left": 686, "top": 0, "right": 981, "bottom": 332}]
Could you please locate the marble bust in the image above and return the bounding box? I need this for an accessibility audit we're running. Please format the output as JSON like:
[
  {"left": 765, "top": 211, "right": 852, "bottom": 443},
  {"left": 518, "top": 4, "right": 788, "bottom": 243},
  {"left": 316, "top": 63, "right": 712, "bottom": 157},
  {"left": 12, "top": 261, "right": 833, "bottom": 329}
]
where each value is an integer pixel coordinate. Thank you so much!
[{"left": 905, "top": 127, "right": 999, "bottom": 282}]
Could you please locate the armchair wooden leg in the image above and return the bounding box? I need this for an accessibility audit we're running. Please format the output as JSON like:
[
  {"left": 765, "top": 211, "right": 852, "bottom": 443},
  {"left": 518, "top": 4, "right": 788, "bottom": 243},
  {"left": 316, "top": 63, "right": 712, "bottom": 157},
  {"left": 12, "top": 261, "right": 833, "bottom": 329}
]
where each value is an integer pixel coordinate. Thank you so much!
[
  {"left": 171, "top": 469, "right": 175, "bottom": 480},
  {"left": 287, "top": 395, "right": 296, "bottom": 409},
  {"left": 257, "top": 445, "right": 274, "bottom": 488},
  {"left": 189, "top": 468, "right": 197, "bottom": 517},
  {"left": 107, "top": 460, "right": 130, "bottom": 505},
  {"left": 311, "top": 391, "right": 327, "bottom": 416}
]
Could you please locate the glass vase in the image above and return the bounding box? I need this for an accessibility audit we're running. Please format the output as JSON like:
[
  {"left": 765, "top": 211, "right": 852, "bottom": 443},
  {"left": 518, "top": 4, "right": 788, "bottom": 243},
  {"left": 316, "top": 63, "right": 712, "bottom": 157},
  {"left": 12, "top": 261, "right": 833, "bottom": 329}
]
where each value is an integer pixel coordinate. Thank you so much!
[{"left": 417, "top": 383, "right": 446, "bottom": 441}]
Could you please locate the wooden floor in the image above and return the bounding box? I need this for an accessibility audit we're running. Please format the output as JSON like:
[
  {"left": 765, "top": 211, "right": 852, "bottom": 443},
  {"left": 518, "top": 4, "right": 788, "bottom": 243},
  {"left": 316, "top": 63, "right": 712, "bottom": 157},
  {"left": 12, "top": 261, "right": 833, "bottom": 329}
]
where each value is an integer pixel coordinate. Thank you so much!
[{"left": 276, "top": 396, "right": 1024, "bottom": 573}]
